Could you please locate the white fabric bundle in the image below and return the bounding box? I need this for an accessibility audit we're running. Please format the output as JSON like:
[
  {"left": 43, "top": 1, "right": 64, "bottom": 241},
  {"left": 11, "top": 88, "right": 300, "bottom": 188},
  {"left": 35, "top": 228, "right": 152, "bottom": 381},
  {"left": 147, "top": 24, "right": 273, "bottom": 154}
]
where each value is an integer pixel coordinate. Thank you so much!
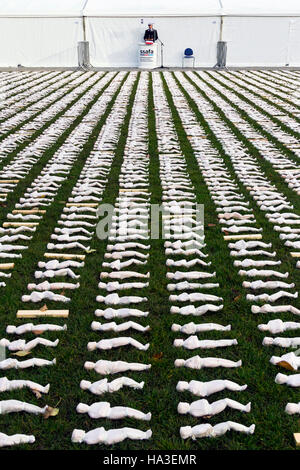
[
  {"left": 0, "top": 400, "right": 48, "bottom": 415},
  {"left": 76, "top": 401, "right": 151, "bottom": 420},
  {"left": 171, "top": 322, "right": 231, "bottom": 334},
  {"left": 94, "top": 308, "right": 148, "bottom": 319},
  {"left": 0, "top": 357, "right": 56, "bottom": 370},
  {"left": 258, "top": 319, "right": 300, "bottom": 334},
  {"left": 71, "top": 427, "right": 152, "bottom": 445},
  {"left": 91, "top": 321, "right": 149, "bottom": 333},
  {"left": 175, "top": 355, "right": 242, "bottom": 369},
  {"left": 0, "top": 377, "right": 49, "bottom": 394},
  {"left": 173, "top": 336, "right": 237, "bottom": 350},
  {"left": 270, "top": 352, "right": 300, "bottom": 370},
  {"left": 0, "top": 432, "right": 35, "bottom": 448},
  {"left": 84, "top": 360, "right": 151, "bottom": 375},
  {"left": 0, "top": 337, "right": 59, "bottom": 351},
  {"left": 178, "top": 398, "right": 251, "bottom": 417},
  {"left": 180, "top": 421, "right": 255, "bottom": 439},
  {"left": 80, "top": 377, "right": 144, "bottom": 395},
  {"left": 275, "top": 373, "right": 300, "bottom": 387},
  {"left": 176, "top": 379, "right": 247, "bottom": 397},
  {"left": 6, "top": 323, "right": 67, "bottom": 335},
  {"left": 285, "top": 402, "right": 300, "bottom": 415},
  {"left": 87, "top": 337, "right": 149, "bottom": 351}
]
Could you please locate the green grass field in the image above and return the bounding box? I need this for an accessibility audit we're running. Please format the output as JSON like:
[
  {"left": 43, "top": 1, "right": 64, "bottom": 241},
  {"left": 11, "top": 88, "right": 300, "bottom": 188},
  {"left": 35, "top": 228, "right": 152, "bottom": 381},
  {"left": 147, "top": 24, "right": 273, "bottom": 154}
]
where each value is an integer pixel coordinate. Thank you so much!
[{"left": 0, "top": 70, "right": 300, "bottom": 450}]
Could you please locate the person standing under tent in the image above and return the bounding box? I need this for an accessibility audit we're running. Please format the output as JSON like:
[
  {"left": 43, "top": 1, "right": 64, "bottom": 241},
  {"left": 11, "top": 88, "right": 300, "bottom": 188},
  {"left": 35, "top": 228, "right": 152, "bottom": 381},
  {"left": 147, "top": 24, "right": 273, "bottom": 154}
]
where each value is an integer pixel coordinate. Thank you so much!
[{"left": 144, "top": 23, "right": 158, "bottom": 42}]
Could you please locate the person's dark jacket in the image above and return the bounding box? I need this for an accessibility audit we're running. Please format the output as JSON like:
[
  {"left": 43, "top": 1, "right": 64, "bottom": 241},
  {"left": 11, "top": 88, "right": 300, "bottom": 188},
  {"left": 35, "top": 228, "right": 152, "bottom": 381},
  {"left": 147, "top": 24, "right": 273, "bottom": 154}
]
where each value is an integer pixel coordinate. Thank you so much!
[{"left": 144, "top": 28, "right": 158, "bottom": 42}]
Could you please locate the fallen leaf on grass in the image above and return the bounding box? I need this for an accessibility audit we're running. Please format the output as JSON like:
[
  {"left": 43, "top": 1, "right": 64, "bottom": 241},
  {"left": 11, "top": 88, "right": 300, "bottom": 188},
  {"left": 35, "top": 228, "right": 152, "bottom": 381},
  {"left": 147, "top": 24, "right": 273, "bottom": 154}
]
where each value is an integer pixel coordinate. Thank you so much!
[
  {"left": 152, "top": 352, "right": 163, "bottom": 361},
  {"left": 12, "top": 350, "right": 31, "bottom": 357},
  {"left": 40, "top": 304, "right": 48, "bottom": 312},
  {"left": 277, "top": 361, "right": 295, "bottom": 371},
  {"left": 234, "top": 295, "right": 242, "bottom": 302},
  {"left": 32, "top": 389, "right": 42, "bottom": 399},
  {"left": 44, "top": 406, "right": 59, "bottom": 419},
  {"left": 207, "top": 224, "right": 216, "bottom": 227},
  {"left": 86, "top": 249, "right": 96, "bottom": 254}
]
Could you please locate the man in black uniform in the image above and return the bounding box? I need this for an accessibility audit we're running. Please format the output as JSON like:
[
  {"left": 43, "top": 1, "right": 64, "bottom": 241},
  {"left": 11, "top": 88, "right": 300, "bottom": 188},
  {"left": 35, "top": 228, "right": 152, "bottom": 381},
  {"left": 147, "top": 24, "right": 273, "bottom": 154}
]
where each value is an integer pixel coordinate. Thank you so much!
[{"left": 144, "top": 23, "right": 158, "bottom": 42}]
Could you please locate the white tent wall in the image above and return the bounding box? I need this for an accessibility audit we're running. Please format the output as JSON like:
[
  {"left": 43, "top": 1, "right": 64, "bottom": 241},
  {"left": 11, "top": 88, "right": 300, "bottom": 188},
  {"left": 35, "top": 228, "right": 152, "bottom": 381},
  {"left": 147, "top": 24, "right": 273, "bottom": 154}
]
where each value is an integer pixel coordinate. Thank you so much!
[
  {"left": 0, "top": 0, "right": 85, "bottom": 67},
  {"left": 86, "top": 16, "right": 220, "bottom": 67},
  {"left": 0, "top": 17, "right": 83, "bottom": 67},
  {"left": 222, "top": 17, "right": 292, "bottom": 67}
]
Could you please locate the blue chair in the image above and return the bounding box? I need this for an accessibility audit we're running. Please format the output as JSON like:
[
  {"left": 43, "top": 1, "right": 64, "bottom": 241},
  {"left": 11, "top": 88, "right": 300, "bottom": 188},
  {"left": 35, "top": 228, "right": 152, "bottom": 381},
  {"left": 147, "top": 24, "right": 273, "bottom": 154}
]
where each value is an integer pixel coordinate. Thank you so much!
[{"left": 182, "top": 48, "right": 195, "bottom": 68}]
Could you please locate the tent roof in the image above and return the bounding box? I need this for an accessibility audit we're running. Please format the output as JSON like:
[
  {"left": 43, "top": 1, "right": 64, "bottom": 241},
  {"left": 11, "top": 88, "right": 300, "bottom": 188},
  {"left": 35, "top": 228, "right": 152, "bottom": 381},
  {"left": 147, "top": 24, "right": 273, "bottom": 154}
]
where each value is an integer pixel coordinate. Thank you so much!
[
  {"left": 0, "top": 0, "right": 87, "bottom": 17},
  {"left": 83, "top": 0, "right": 222, "bottom": 17},
  {"left": 221, "top": 0, "right": 300, "bottom": 16},
  {"left": 0, "top": 0, "right": 300, "bottom": 18}
]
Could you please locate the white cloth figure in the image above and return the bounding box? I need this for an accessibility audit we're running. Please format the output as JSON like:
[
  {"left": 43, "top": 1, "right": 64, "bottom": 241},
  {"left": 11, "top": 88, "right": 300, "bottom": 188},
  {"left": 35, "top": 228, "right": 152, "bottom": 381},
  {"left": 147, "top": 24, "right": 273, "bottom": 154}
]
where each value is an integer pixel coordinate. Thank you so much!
[
  {"left": 0, "top": 338, "right": 59, "bottom": 351},
  {"left": 247, "top": 291, "right": 297, "bottom": 303},
  {"left": 178, "top": 398, "right": 251, "bottom": 417},
  {"left": 71, "top": 427, "right": 152, "bottom": 445},
  {"left": 27, "top": 281, "right": 79, "bottom": 291},
  {"left": 87, "top": 337, "right": 149, "bottom": 351},
  {"left": 252, "top": 305, "right": 300, "bottom": 315},
  {"left": 98, "top": 281, "right": 149, "bottom": 291},
  {"left": 91, "top": 321, "right": 150, "bottom": 333},
  {"left": 96, "top": 293, "right": 147, "bottom": 305},
  {"left": 38, "top": 260, "right": 84, "bottom": 270},
  {"left": 35, "top": 268, "right": 80, "bottom": 280},
  {"left": 94, "top": 308, "right": 149, "bottom": 319},
  {"left": 84, "top": 360, "right": 151, "bottom": 375},
  {"left": 22, "top": 291, "right": 70, "bottom": 303},
  {"left": 0, "top": 400, "right": 48, "bottom": 415},
  {"left": 285, "top": 402, "right": 300, "bottom": 415},
  {"left": 100, "top": 271, "right": 150, "bottom": 280},
  {"left": 0, "top": 357, "right": 56, "bottom": 370},
  {"left": 169, "top": 293, "right": 222, "bottom": 302},
  {"left": 76, "top": 402, "right": 151, "bottom": 420},
  {"left": 176, "top": 379, "right": 247, "bottom": 397},
  {"left": 0, "top": 432, "right": 35, "bottom": 448},
  {"left": 173, "top": 336, "right": 237, "bottom": 350},
  {"left": 6, "top": 323, "right": 67, "bottom": 335},
  {"left": 171, "top": 322, "right": 231, "bottom": 334},
  {"left": 180, "top": 421, "right": 255, "bottom": 439},
  {"left": 80, "top": 377, "right": 144, "bottom": 395},
  {"left": 263, "top": 337, "right": 300, "bottom": 348},
  {"left": 258, "top": 319, "right": 300, "bottom": 334},
  {"left": 243, "top": 281, "right": 294, "bottom": 290},
  {"left": 175, "top": 355, "right": 242, "bottom": 369},
  {"left": 270, "top": 352, "right": 300, "bottom": 370},
  {"left": 239, "top": 270, "right": 288, "bottom": 278},
  {"left": 171, "top": 304, "right": 223, "bottom": 316},
  {"left": 0, "top": 377, "right": 50, "bottom": 394},
  {"left": 167, "top": 271, "right": 216, "bottom": 280},
  {"left": 275, "top": 373, "right": 300, "bottom": 387},
  {"left": 167, "top": 282, "right": 219, "bottom": 291}
]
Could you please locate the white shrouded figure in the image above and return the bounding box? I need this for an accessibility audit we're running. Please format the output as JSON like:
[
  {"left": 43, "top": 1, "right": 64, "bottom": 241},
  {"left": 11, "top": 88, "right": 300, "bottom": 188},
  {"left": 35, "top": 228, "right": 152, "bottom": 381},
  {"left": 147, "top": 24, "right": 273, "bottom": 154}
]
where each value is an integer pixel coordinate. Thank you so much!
[
  {"left": 71, "top": 427, "right": 152, "bottom": 445},
  {"left": 173, "top": 336, "right": 237, "bottom": 350},
  {"left": 0, "top": 433, "right": 35, "bottom": 448},
  {"left": 6, "top": 323, "right": 67, "bottom": 335},
  {"left": 239, "top": 270, "right": 288, "bottom": 278},
  {"left": 0, "top": 377, "right": 50, "bottom": 394},
  {"left": 247, "top": 291, "right": 297, "bottom": 303},
  {"left": 0, "top": 358, "right": 56, "bottom": 370},
  {"left": 178, "top": 398, "right": 251, "bottom": 417},
  {"left": 0, "top": 400, "right": 49, "bottom": 415},
  {"left": 0, "top": 338, "right": 59, "bottom": 351},
  {"left": 94, "top": 308, "right": 148, "bottom": 319},
  {"left": 263, "top": 337, "right": 300, "bottom": 348},
  {"left": 176, "top": 379, "right": 247, "bottom": 397},
  {"left": 175, "top": 355, "right": 242, "bottom": 369},
  {"left": 169, "top": 293, "right": 222, "bottom": 302},
  {"left": 22, "top": 291, "right": 70, "bottom": 303},
  {"left": 96, "top": 293, "right": 147, "bottom": 305},
  {"left": 180, "top": 421, "right": 255, "bottom": 439},
  {"left": 100, "top": 271, "right": 149, "bottom": 280},
  {"left": 171, "top": 322, "right": 231, "bottom": 334},
  {"left": 252, "top": 305, "right": 300, "bottom": 315},
  {"left": 285, "top": 402, "right": 300, "bottom": 415},
  {"left": 171, "top": 304, "right": 223, "bottom": 316},
  {"left": 80, "top": 377, "right": 144, "bottom": 395},
  {"left": 91, "top": 321, "right": 150, "bottom": 333},
  {"left": 84, "top": 360, "right": 151, "bottom": 375},
  {"left": 275, "top": 373, "right": 300, "bottom": 387},
  {"left": 87, "top": 337, "right": 149, "bottom": 351},
  {"left": 243, "top": 281, "right": 295, "bottom": 290},
  {"left": 258, "top": 319, "right": 300, "bottom": 334},
  {"left": 270, "top": 352, "right": 300, "bottom": 370},
  {"left": 76, "top": 402, "right": 151, "bottom": 420},
  {"left": 167, "top": 271, "right": 216, "bottom": 280}
]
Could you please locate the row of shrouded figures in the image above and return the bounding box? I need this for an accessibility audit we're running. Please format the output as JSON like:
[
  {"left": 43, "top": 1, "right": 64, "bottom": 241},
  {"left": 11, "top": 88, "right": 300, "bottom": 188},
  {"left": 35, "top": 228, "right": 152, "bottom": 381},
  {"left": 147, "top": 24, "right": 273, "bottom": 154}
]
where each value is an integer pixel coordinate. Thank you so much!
[{"left": 0, "top": 69, "right": 300, "bottom": 447}]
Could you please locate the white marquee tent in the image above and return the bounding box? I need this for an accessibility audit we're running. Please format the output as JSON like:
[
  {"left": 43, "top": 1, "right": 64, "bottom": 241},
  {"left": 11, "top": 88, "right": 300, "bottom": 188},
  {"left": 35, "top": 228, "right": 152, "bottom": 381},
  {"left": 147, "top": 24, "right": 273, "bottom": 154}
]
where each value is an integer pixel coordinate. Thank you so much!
[{"left": 0, "top": 0, "right": 300, "bottom": 67}]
